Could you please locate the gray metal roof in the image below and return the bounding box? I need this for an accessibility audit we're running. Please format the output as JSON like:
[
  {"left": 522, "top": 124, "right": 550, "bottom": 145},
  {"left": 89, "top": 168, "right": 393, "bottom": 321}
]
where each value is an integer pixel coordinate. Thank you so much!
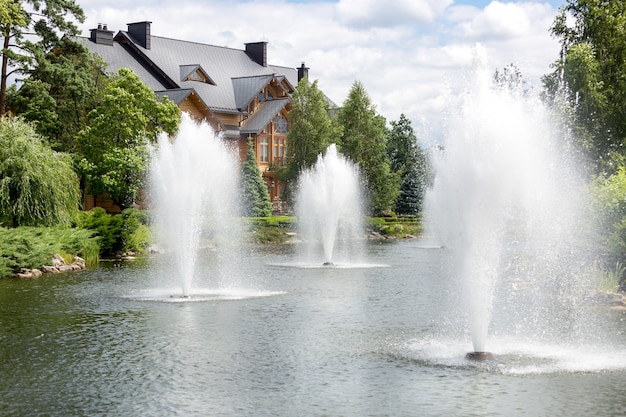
[
  {"left": 241, "top": 98, "right": 289, "bottom": 134},
  {"left": 78, "top": 29, "right": 298, "bottom": 115},
  {"left": 232, "top": 75, "right": 273, "bottom": 110},
  {"left": 155, "top": 88, "right": 193, "bottom": 105}
]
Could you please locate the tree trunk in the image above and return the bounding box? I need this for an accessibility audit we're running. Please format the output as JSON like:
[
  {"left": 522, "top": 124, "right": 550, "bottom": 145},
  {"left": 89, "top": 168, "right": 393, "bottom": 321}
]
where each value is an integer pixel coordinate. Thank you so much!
[{"left": 0, "top": 34, "right": 10, "bottom": 116}]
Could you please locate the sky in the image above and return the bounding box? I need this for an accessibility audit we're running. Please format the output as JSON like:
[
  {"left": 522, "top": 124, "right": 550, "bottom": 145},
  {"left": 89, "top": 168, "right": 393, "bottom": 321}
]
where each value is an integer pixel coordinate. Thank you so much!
[{"left": 74, "top": 0, "right": 567, "bottom": 132}]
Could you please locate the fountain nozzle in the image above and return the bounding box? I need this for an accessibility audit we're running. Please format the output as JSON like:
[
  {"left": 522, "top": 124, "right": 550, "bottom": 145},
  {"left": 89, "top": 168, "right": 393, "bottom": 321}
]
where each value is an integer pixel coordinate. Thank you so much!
[{"left": 465, "top": 352, "right": 494, "bottom": 361}]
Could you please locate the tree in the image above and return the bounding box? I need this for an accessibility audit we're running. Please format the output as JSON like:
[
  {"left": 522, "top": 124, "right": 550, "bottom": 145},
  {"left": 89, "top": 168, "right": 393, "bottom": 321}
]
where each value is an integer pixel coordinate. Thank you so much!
[
  {"left": 543, "top": 0, "right": 626, "bottom": 174},
  {"left": 77, "top": 68, "right": 180, "bottom": 209},
  {"left": 0, "top": 117, "right": 80, "bottom": 227},
  {"left": 1, "top": 0, "right": 85, "bottom": 115},
  {"left": 6, "top": 37, "right": 108, "bottom": 152},
  {"left": 283, "top": 76, "right": 341, "bottom": 196},
  {"left": 240, "top": 137, "right": 272, "bottom": 217},
  {"left": 337, "top": 81, "right": 399, "bottom": 214},
  {"left": 387, "top": 114, "right": 430, "bottom": 214},
  {"left": 494, "top": 63, "right": 532, "bottom": 96}
]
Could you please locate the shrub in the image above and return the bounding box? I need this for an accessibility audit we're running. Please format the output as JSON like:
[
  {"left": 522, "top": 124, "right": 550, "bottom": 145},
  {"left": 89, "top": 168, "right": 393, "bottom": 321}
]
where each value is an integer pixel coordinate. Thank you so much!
[
  {"left": 0, "top": 226, "right": 98, "bottom": 278},
  {"left": 77, "top": 208, "right": 152, "bottom": 256}
]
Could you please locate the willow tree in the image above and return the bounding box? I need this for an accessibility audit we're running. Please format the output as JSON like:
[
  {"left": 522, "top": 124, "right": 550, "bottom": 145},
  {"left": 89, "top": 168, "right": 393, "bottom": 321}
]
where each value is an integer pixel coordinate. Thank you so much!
[{"left": 0, "top": 117, "right": 80, "bottom": 227}]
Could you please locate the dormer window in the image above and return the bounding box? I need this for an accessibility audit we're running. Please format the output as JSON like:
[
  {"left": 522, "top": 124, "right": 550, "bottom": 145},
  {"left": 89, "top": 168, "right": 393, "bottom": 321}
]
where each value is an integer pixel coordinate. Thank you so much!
[{"left": 180, "top": 65, "right": 215, "bottom": 85}]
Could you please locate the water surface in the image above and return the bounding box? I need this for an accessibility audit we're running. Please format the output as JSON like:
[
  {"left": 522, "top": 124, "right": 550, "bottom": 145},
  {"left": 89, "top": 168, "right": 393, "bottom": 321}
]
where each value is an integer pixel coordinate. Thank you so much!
[{"left": 1, "top": 240, "right": 625, "bottom": 416}]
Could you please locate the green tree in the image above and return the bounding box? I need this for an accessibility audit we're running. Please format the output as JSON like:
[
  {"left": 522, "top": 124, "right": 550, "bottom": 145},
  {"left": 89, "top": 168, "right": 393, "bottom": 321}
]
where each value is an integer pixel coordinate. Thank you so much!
[
  {"left": 7, "top": 37, "right": 108, "bottom": 152},
  {"left": 387, "top": 114, "right": 430, "bottom": 214},
  {"left": 1, "top": 0, "right": 85, "bottom": 115},
  {"left": 284, "top": 77, "right": 341, "bottom": 195},
  {"left": 494, "top": 63, "right": 532, "bottom": 96},
  {"left": 77, "top": 68, "right": 180, "bottom": 209},
  {"left": 337, "top": 81, "right": 399, "bottom": 214},
  {"left": 240, "top": 137, "right": 272, "bottom": 217},
  {"left": 544, "top": 0, "right": 626, "bottom": 173},
  {"left": 0, "top": 117, "right": 80, "bottom": 227}
]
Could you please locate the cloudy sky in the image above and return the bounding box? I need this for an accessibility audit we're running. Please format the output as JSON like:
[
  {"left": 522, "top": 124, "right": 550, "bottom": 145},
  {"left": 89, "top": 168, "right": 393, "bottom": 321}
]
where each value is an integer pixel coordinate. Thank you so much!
[{"left": 74, "top": 0, "right": 566, "bottom": 130}]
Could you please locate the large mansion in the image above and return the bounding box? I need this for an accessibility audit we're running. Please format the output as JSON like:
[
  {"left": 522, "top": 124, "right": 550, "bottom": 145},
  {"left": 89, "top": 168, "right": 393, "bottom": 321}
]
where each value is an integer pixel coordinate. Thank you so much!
[{"left": 80, "top": 21, "right": 324, "bottom": 212}]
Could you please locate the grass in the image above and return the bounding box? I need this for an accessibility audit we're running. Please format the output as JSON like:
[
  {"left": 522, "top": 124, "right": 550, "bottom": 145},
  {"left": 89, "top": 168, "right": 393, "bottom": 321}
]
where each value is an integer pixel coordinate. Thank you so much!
[
  {"left": 244, "top": 216, "right": 296, "bottom": 243},
  {"left": 243, "top": 215, "right": 423, "bottom": 243},
  {"left": 366, "top": 215, "right": 422, "bottom": 238}
]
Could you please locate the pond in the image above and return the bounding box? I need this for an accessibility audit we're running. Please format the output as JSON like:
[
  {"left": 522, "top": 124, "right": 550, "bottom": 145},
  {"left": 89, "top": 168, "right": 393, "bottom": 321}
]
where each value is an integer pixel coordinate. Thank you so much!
[{"left": 1, "top": 239, "right": 625, "bottom": 417}]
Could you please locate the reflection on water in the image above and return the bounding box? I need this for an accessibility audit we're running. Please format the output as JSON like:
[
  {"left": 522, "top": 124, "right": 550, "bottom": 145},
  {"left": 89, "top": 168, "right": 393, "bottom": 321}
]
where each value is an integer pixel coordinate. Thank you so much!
[{"left": 1, "top": 239, "right": 625, "bottom": 417}]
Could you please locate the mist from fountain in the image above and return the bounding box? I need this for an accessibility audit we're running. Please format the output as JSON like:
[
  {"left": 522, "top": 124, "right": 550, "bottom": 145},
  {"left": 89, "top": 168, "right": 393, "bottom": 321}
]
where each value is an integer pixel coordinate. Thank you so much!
[
  {"left": 150, "top": 113, "right": 240, "bottom": 297},
  {"left": 423, "top": 48, "right": 593, "bottom": 357},
  {"left": 296, "top": 144, "right": 364, "bottom": 266}
]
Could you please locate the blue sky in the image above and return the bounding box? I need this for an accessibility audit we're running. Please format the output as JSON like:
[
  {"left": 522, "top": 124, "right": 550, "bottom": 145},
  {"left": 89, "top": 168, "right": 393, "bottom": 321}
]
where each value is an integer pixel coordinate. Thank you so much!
[{"left": 76, "top": 0, "right": 567, "bottom": 128}]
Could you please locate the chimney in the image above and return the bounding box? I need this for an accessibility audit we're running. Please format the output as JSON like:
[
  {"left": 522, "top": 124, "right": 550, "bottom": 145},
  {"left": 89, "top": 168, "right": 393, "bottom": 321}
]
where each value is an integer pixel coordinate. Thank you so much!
[
  {"left": 245, "top": 42, "right": 267, "bottom": 67},
  {"left": 89, "top": 23, "right": 114, "bottom": 46},
  {"left": 127, "top": 21, "right": 152, "bottom": 49},
  {"left": 297, "top": 62, "right": 309, "bottom": 82}
]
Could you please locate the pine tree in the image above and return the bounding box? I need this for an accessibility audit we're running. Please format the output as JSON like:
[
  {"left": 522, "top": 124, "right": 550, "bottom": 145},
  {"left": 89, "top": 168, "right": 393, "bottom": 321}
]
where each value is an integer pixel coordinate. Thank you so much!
[
  {"left": 387, "top": 114, "right": 430, "bottom": 214},
  {"left": 240, "top": 137, "right": 272, "bottom": 217}
]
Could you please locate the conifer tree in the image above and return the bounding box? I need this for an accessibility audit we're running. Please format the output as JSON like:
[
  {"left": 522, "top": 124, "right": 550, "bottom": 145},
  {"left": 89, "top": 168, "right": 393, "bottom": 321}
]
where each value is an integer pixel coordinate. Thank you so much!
[{"left": 240, "top": 137, "right": 272, "bottom": 217}]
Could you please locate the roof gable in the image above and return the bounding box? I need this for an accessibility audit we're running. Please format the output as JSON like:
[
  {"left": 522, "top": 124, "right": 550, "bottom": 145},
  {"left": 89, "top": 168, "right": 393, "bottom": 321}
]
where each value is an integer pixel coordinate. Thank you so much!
[
  {"left": 232, "top": 75, "right": 273, "bottom": 110},
  {"left": 180, "top": 64, "right": 215, "bottom": 85},
  {"left": 241, "top": 98, "right": 290, "bottom": 134}
]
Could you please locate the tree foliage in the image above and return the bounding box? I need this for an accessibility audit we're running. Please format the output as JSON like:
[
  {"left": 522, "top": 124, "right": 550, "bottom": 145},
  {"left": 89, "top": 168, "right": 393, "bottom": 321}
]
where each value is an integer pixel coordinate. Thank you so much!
[
  {"left": 387, "top": 114, "right": 430, "bottom": 214},
  {"left": 337, "top": 81, "right": 399, "bottom": 214},
  {"left": 1, "top": 0, "right": 85, "bottom": 114},
  {"left": 284, "top": 76, "right": 341, "bottom": 197},
  {"left": 240, "top": 137, "right": 272, "bottom": 217},
  {"left": 544, "top": 0, "right": 626, "bottom": 174},
  {"left": 7, "top": 37, "right": 108, "bottom": 152},
  {"left": 77, "top": 68, "right": 180, "bottom": 209},
  {"left": 0, "top": 116, "right": 80, "bottom": 227}
]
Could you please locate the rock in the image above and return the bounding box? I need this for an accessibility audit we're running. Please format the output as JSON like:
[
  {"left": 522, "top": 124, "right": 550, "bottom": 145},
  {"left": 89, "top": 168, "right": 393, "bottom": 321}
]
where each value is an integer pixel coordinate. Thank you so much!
[
  {"left": 16, "top": 269, "right": 34, "bottom": 279},
  {"left": 51, "top": 254, "right": 65, "bottom": 267},
  {"left": 41, "top": 265, "right": 59, "bottom": 273}
]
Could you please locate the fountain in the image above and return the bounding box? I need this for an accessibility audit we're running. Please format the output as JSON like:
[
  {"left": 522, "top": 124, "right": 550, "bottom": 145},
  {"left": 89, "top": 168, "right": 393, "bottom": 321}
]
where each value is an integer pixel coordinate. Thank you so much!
[
  {"left": 423, "top": 48, "right": 592, "bottom": 362},
  {"left": 296, "top": 144, "right": 364, "bottom": 266},
  {"left": 150, "top": 113, "right": 240, "bottom": 297}
]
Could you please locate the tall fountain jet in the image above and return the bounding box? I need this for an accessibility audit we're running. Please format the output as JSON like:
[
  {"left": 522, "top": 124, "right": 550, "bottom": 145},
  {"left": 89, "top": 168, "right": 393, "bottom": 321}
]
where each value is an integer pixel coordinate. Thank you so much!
[
  {"left": 296, "top": 144, "right": 363, "bottom": 266},
  {"left": 424, "top": 48, "right": 589, "bottom": 361},
  {"left": 150, "top": 113, "right": 240, "bottom": 297}
]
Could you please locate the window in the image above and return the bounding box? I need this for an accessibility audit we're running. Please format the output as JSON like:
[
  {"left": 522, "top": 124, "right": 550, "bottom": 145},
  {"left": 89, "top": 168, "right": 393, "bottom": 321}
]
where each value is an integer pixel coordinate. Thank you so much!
[
  {"left": 259, "top": 137, "right": 269, "bottom": 162},
  {"left": 273, "top": 115, "right": 288, "bottom": 134},
  {"left": 273, "top": 137, "right": 286, "bottom": 164}
]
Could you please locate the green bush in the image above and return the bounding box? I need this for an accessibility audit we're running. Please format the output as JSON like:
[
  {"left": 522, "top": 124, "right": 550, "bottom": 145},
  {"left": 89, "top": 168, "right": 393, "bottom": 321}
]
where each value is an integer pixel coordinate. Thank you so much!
[
  {"left": 367, "top": 216, "right": 421, "bottom": 237},
  {"left": 0, "top": 226, "right": 98, "bottom": 278},
  {"left": 77, "top": 208, "right": 152, "bottom": 256},
  {"left": 244, "top": 216, "right": 296, "bottom": 243}
]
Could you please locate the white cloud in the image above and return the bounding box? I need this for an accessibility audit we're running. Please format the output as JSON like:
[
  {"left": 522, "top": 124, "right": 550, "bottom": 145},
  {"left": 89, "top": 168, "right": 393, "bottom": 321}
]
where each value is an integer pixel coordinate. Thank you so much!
[{"left": 335, "top": 0, "right": 453, "bottom": 28}]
